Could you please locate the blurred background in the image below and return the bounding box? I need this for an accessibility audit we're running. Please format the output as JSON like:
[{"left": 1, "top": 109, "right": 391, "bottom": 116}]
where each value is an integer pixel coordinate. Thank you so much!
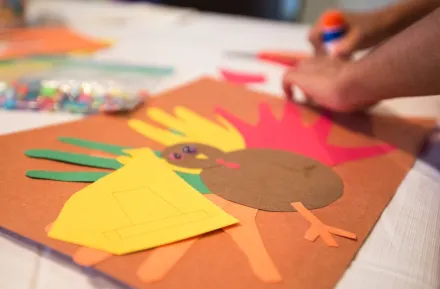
[
  {"left": 29, "top": 0, "right": 397, "bottom": 23},
  {"left": 114, "top": 0, "right": 396, "bottom": 22}
]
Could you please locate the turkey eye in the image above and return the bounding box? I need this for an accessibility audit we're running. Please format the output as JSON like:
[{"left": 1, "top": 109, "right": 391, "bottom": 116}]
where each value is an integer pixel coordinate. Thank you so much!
[
  {"left": 171, "top": 153, "right": 183, "bottom": 160},
  {"left": 182, "top": 146, "right": 197, "bottom": 154}
]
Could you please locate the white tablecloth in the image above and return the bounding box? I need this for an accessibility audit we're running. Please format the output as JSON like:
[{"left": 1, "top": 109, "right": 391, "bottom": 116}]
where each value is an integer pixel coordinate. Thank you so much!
[{"left": 1, "top": 1, "right": 440, "bottom": 288}]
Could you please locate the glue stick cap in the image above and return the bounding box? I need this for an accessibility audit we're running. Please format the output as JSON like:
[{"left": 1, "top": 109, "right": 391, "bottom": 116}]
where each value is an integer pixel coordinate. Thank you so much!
[
  {"left": 320, "top": 10, "right": 345, "bottom": 29},
  {"left": 321, "top": 10, "right": 346, "bottom": 45}
]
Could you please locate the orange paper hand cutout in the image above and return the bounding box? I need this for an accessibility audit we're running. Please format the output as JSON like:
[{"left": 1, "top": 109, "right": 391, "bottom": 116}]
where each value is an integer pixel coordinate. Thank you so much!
[
  {"left": 73, "top": 247, "right": 112, "bottom": 267},
  {"left": 207, "top": 195, "right": 282, "bottom": 283},
  {"left": 291, "top": 202, "right": 357, "bottom": 247},
  {"left": 137, "top": 237, "right": 198, "bottom": 283}
]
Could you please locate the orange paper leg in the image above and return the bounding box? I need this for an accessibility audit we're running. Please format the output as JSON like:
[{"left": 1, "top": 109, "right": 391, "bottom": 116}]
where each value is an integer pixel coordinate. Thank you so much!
[
  {"left": 73, "top": 247, "right": 112, "bottom": 266},
  {"left": 137, "top": 237, "right": 198, "bottom": 283},
  {"left": 207, "top": 195, "right": 282, "bottom": 283},
  {"left": 45, "top": 222, "right": 112, "bottom": 266},
  {"left": 44, "top": 223, "right": 53, "bottom": 233},
  {"left": 291, "top": 202, "right": 357, "bottom": 247}
]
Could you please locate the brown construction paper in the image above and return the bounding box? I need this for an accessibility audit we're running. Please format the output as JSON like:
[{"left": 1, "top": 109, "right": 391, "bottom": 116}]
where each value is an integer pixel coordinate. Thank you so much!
[
  {"left": 0, "top": 78, "right": 435, "bottom": 289},
  {"left": 200, "top": 148, "right": 344, "bottom": 212},
  {"left": 163, "top": 143, "right": 226, "bottom": 169}
]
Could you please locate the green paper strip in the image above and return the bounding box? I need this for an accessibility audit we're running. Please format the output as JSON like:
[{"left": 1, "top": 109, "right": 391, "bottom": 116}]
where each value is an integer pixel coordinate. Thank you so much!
[
  {"left": 176, "top": 172, "right": 211, "bottom": 194},
  {"left": 25, "top": 149, "right": 123, "bottom": 170},
  {"left": 26, "top": 171, "right": 108, "bottom": 183},
  {"left": 59, "top": 137, "right": 131, "bottom": 156}
]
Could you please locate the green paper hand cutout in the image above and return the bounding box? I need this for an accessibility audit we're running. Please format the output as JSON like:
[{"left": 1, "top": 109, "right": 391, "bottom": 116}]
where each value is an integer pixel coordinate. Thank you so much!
[
  {"left": 25, "top": 149, "right": 123, "bottom": 170},
  {"left": 59, "top": 137, "right": 131, "bottom": 156},
  {"left": 26, "top": 137, "right": 211, "bottom": 194},
  {"left": 26, "top": 171, "right": 109, "bottom": 182},
  {"left": 175, "top": 171, "right": 210, "bottom": 194}
]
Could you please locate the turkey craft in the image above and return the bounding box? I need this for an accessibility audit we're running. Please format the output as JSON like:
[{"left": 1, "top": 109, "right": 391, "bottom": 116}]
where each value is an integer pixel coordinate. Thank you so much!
[{"left": 25, "top": 101, "right": 394, "bottom": 283}]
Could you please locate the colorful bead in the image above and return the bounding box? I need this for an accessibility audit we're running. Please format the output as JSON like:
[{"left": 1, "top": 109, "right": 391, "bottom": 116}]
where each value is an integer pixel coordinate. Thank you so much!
[{"left": 4, "top": 98, "right": 16, "bottom": 109}]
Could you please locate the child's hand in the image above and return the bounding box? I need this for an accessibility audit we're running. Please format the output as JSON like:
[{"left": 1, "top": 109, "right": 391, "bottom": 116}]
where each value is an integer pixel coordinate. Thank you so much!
[
  {"left": 282, "top": 57, "right": 379, "bottom": 112},
  {"left": 308, "top": 10, "right": 392, "bottom": 58}
]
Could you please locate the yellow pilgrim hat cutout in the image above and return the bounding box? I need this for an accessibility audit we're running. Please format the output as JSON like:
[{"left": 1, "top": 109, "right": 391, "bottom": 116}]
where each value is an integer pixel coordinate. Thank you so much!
[{"left": 48, "top": 148, "right": 238, "bottom": 255}]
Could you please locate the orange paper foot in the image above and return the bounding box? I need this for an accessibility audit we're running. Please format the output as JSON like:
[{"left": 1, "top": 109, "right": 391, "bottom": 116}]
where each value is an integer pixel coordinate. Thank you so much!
[{"left": 291, "top": 202, "right": 357, "bottom": 247}]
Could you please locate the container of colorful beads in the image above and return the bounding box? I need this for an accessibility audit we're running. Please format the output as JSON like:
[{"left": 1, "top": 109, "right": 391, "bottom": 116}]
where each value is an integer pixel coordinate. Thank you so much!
[{"left": 0, "top": 57, "right": 173, "bottom": 114}]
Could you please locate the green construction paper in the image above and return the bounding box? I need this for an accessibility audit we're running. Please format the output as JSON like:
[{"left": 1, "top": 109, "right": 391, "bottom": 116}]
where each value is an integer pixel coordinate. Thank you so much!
[
  {"left": 153, "top": 151, "right": 162, "bottom": 158},
  {"left": 25, "top": 149, "right": 123, "bottom": 170},
  {"left": 59, "top": 137, "right": 131, "bottom": 156},
  {"left": 26, "top": 171, "right": 108, "bottom": 182},
  {"left": 176, "top": 172, "right": 211, "bottom": 194}
]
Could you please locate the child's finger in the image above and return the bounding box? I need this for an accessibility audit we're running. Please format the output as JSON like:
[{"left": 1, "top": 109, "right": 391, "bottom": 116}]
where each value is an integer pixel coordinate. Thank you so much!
[
  {"left": 332, "top": 31, "right": 359, "bottom": 57},
  {"left": 308, "top": 24, "right": 327, "bottom": 56},
  {"left": 282, "top": 69, "right": 297, "bottom": 100},
  {"left": 282, "top": 69, "right": 311, "bottom": 104}
]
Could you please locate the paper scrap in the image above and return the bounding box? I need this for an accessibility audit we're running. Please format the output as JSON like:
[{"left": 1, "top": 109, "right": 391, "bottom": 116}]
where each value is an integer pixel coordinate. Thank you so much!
[
  {"left": 0, "top": 27, "right": 109, "bottom": 59},
  {"left": 219, "top": 68, "right": 266, "bottom": 85}
]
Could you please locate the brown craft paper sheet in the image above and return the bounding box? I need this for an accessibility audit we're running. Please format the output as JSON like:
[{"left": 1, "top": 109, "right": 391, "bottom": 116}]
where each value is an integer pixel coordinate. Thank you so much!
[{"left": 0, "top": 78, "right": 435, "bottom": 289}]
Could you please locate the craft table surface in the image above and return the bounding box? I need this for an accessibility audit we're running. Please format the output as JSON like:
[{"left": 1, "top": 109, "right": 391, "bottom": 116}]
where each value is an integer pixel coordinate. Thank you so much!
[{"left": 1, "top": 1, "right": 440, "bottom": 289}]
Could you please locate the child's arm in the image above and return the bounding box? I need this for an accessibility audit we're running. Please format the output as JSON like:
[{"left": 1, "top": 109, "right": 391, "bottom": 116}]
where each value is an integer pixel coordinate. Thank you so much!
[
  {"left": 309, "top": 0, "right": 440, "bottom": 57},
  {"left": 283, "top": 8, "right": 440, "bottom": 112}
]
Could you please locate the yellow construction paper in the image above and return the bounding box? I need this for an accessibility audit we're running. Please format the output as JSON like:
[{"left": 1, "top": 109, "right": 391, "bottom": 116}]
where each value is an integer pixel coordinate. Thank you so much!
[
  {"left": 48, "top": 148, "right": 238, "bottom": 255},
  {"left": 128, "top": 106, "right": 246, "bottom": 174},
  {"left": 129, "top": 106, "right": 245, "bottom": 152},
  {"left": 0, "top": 60, "right": 54, "bottom": 81}
]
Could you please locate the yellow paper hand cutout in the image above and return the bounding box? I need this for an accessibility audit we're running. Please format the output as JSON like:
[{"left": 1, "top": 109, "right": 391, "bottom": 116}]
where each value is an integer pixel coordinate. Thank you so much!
[
  {"left": 48, "top": 148, "right": 238, "bottom": 255},
  {"left": 129, "top": 106, "right": 246, "bottom": 153}
]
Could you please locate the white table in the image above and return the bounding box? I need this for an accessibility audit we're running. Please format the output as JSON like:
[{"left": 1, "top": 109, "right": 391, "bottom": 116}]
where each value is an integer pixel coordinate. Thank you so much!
[{"left": 1, "top": 1, "right": 440, "bottom": 289}]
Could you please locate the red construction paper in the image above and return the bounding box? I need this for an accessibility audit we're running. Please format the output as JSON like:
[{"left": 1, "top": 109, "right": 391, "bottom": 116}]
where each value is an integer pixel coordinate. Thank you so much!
[
  {"left": 216, "top": 102, "right": 395, "bottom": 166},
  {"left": 220, "top": 69, "right": 266, "bottom": 85}
]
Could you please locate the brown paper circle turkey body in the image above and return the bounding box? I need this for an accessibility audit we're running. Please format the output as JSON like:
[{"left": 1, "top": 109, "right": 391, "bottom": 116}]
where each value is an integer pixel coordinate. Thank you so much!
[{"left": 162, "top": 144, "right": 343, "bottom": 212}]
